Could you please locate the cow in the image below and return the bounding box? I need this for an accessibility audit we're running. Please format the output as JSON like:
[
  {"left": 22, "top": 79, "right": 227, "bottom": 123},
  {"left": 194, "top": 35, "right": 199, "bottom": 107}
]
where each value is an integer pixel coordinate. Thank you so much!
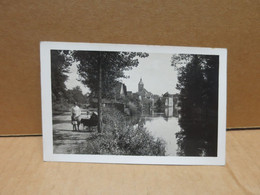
[{"left": 80, "top": 112, "right": 98, "bottom": 131}]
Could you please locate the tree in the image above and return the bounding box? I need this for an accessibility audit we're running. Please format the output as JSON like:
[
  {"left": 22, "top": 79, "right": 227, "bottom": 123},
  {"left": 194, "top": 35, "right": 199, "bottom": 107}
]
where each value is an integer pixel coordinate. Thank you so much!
[
  {"left": 172, "top": 54, "right": 219, "bottom": 156},
  {"left": 51, "top": 50, "right": 72, "bottom": 102},
  {"left": 71, "top": 51, "right": 149, "bottom": 132},
  {"left": 66, "top": 86, "right": 86, "bottom": 105},
  {"left": 154, "top": 98, "right": 164, "bottom": 112}
]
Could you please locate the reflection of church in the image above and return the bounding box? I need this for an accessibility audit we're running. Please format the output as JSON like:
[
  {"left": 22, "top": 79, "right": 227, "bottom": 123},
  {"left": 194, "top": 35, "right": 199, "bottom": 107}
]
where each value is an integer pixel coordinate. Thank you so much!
[{"left": 163, "top": 93, "right": 180, "bottom": 117}]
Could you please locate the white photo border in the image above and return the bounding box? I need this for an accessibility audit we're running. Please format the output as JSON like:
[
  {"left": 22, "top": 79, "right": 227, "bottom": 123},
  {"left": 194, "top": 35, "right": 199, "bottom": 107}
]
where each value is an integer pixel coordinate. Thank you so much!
[{"left": 40, "top": 41, "right": 227, "bottom": 165}]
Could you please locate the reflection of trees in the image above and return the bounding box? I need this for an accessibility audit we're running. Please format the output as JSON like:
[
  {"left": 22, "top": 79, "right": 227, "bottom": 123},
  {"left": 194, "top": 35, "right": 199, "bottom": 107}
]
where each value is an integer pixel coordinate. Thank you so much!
[
  {"left": 172, "top": 55, "right": 219, "bottom": 156},
  {"left": 163, "top": 115, "right": 169, "bottom": 122}
]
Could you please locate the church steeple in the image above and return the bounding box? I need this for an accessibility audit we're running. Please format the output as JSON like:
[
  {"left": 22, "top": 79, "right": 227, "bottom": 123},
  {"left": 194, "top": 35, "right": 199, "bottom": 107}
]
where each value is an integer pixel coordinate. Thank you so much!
[{"left": 138, "top": 78, "right": 144, "bottom": 92}]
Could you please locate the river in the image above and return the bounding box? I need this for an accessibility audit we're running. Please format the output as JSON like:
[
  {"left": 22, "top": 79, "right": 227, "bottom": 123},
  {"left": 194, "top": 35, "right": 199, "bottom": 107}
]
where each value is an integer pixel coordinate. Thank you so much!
[{"left": 141, "top": 112, "right": 180, "bottom": 156}]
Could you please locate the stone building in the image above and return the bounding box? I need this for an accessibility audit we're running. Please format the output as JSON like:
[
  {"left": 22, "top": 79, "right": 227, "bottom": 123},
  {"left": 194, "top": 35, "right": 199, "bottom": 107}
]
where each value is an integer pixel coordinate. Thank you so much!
[{"left": 135, "top": 78, "right": 155, "bottom": 111}]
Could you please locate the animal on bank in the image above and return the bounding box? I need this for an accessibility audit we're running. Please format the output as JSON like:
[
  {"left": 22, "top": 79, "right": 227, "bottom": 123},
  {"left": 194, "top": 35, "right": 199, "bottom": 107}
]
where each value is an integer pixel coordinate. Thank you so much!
[{"left": 80, "top": 112, "right": 98, "bottom": 131}]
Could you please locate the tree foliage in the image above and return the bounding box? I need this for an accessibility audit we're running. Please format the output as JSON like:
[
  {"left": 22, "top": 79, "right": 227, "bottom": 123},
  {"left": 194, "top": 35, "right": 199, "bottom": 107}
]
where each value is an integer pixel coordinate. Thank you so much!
[
  {"left": 51, "top": 50, "right": 72, "bottom": 102},
  {"left": 72, "top": 51, "right": 148, "bottom": 98},
  {"left": 51, "top": 50, "right": 88, "bottom": 112},
  {"left": 172, "top": 54, "right": 219, "bottom": 156},
  {"left": 154, "top": 98, "right": 164, "bottom": 112},
  {"left": 66, "top": 86, "right": 87, "bottom": 105},
  {"left": 71, "top": 50, "right": 148, "bottom": 132}
]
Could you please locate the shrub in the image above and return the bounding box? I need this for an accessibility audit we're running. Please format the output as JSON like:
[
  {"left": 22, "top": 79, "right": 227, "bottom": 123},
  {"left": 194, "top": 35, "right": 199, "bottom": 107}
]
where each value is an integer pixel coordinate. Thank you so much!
[
  {"left": 52, "top": 98, "right": 71, "bottom": 114},
  {"left": 89, "top": 107, "right": 166, "bottom": 156}
]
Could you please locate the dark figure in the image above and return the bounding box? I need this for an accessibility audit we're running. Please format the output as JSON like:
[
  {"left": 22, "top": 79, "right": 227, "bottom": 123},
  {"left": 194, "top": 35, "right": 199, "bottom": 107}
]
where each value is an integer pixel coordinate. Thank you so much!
[
  {"left": 80, "top": 112, "right": 98, "bottom": 131},
  {"left": 72, "top": 120, "right": 78, "bottom": 131}
]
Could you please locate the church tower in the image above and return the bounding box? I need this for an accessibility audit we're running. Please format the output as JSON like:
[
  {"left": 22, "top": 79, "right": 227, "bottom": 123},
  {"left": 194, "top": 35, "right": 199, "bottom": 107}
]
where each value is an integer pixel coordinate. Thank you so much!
[{"left": 138, "top": 78, "right": 144, "bottom": 92}]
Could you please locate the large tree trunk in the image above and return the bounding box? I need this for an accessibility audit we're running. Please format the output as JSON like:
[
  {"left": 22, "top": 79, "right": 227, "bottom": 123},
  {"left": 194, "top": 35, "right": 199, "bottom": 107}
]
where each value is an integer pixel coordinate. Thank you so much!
[{"left": 97, "top": 52, "right": 102, "bottom": 133}]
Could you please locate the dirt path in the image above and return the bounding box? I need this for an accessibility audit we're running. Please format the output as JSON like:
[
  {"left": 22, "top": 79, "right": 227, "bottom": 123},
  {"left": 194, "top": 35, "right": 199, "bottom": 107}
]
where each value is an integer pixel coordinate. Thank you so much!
[
  {"left": 53, "top": 129, "right": 97, "bottom": 154},
  {"left": 53, "top": 112, "right": 98, "bottom": 154}
]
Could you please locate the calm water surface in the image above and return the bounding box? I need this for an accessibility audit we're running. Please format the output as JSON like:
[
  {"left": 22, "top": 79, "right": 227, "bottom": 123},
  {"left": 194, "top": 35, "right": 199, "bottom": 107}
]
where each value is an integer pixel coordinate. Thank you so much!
[{"left": 142, "top": 113, "right": 180, "bottom": 156}]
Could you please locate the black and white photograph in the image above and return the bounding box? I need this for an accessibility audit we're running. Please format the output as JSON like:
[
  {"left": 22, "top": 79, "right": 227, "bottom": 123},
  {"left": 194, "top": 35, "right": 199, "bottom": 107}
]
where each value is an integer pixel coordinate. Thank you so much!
[{"left": 41, "top": 42, "right": 227, "bottom": 165}]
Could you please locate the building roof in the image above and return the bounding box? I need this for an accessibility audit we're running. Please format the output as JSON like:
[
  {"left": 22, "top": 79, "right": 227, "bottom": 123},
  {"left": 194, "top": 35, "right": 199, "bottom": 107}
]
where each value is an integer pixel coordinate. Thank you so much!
[{"left": 138, "top": 78, "right": 144, "bottom": 85}]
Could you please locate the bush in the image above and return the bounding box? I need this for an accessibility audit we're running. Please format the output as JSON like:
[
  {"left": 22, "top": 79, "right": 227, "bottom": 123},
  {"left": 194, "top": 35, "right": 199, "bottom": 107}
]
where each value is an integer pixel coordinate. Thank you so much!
[
  {"left": 52, "top": 100, "right": 71, "bottom": 114},
  {"left": 89, "top": 107, "right": 166, "bottom": 156},
  {"left": 127, "top": 102, "right": 141, "bottom": 116}
]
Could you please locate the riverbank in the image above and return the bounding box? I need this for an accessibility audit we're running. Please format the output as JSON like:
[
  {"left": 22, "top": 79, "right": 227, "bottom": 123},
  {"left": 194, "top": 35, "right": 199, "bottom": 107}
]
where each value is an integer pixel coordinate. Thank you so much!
[{"left": 53, "top": 107, "right": 166, "bottom": 156}]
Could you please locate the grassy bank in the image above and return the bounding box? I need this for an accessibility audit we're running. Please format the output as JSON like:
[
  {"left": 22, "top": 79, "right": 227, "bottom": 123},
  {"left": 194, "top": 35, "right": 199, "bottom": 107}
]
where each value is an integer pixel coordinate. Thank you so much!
[{"left": 87, "top": 107, "right": 166, "bottom": 156}]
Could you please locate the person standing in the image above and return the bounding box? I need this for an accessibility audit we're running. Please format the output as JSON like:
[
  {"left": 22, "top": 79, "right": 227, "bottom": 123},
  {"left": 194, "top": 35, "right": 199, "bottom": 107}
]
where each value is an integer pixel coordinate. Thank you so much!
[{"left": 71, "top": 102, "right": 81, "bottom": 131}]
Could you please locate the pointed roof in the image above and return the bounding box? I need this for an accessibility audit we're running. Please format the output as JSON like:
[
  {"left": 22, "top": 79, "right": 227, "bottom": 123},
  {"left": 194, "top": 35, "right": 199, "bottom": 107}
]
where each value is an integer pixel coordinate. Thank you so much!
[{"left": 139, "top": 78, "right": 144, "bottom": 85}]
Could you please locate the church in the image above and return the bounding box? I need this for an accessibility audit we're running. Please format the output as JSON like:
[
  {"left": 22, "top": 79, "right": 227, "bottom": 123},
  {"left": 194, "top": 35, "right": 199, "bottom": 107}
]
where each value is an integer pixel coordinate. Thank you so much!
[
  {"left": 132, "top": 78, "right": 156, "bottom": 112},
  {"left": 136, "top": 78, "right": 153, "bottom": 101}
]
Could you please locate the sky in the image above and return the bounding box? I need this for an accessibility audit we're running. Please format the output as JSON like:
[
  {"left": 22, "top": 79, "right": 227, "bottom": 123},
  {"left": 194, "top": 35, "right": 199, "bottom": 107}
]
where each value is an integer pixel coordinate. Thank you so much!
[
  {"left": 65, "top": 53, "right": 179, "bottom": 96},
  {"left": 121, "top": 53, "right": 178, "bottom": 95},
  {"left": 65, "top": 61, "right": 90, "bottom": 94}
]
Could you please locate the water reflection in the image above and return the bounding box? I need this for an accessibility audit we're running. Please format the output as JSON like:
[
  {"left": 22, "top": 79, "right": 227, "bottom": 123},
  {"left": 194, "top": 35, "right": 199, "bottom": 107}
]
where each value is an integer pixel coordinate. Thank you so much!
[
  {"left": 165, "top": 107, "right": 173, "bottom": 118},
  {"left": 136, "top": 108, "right": 181, "bottom": 156}
]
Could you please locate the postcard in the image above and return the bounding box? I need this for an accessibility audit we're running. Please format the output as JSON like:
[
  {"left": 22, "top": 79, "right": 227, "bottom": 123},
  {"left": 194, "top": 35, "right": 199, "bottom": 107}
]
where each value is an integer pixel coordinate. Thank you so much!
[{"left": 40, "top": 42, "right": 227, "bottom": 165}]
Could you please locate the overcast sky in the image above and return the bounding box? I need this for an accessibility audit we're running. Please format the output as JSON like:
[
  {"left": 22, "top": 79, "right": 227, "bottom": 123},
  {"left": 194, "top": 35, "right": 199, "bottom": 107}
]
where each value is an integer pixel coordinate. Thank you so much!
[
  {"left": 65, "top": 61, "right": 88, "bottom": 93},
  {"left": 65, "top": 53, "right": 179, "bottom": 95},
  {"left": 121, "top": 53, "right": 178, "bottom": 95}
]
